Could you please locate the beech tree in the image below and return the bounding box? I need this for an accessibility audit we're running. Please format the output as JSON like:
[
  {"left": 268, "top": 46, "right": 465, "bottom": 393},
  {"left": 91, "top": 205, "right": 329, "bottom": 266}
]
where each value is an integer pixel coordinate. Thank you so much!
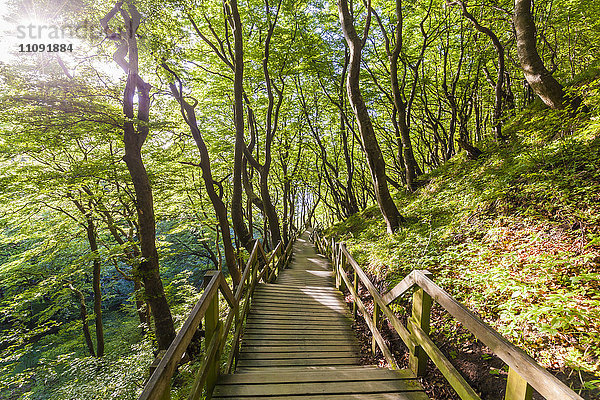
[
  {"left": 513, "top": 0, "right": 577, "bottom": 110},
  {"left": 101, "top": 1, "right": 175, "bottom": 350},
  {"left": 338, "top": 0, "right": 404, "bottom": 232}
]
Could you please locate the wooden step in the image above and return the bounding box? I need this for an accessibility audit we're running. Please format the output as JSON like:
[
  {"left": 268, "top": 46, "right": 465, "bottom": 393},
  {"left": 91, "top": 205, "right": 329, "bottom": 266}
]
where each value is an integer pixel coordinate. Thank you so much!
[
  {"left": 240, "top": 344, "right": 359, "bottom": 353},
  {"left": 244, "top": 322, "right": 350, "bottom": 330},
  {"left": 246, "top": 313, "right": 351, "bottom": 321},
  {"left": 213, "top": 367, "right": 428, "bottom": 399},
  {"left": 236, "top": 357, "right": 360, "bottom": 367},
  {"left": 258, "top": 283, "right": 337, "bottom": 291},
  {"left": 250, "top": 298, "right": 346, "bottom": 307},
  {"left": 257, "top": 283, "right": 338, "bottom": 291},
  {"left": 240, "top": 338, "right": 356, "bottom": 347},
  {"left": 247, "top": 307, "right": 350, "bottom": 316},
  {"left": 238, "top": 350, "right": 359, "bottom": 360}
]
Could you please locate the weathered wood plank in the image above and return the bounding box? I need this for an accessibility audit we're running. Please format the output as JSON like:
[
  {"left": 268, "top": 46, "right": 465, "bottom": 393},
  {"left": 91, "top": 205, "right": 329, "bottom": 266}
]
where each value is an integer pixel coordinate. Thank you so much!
[
  {"left": 276, "top": 280, "right": 333, "bottom": 286},
  {"left": 259, "top": 283, "right": 337, "bottom": 291},
  {"left": 212, "top": 393, "right": 429, "bottom": 400},
  {"left": 218, "top": 368, "right": 415, "bottom": 384},
  {"left": 238, "top": 351, "right": 359, "bottom": 360},
  {"left": 246, "top": 314, "right": 351, "bottom": 322},
  {"left": 248, "top": 303, "right": 348, "bottom": 312},
  {"left": 240, "top": 339, "right": 356, "bottom": 347},
  {"left": 244, "top": 322, "right": 350, "bottom": 330},
  {"left": 236, "top": 357, "right": 360, "bottom": 367},
  {"left": 505, "top": 367, "right": 533, "bottom": 400},
  {"left": 251, "top": 291, "right": 343, "bottom": 299},
  {"left": 232, "top": 365, "right": 381, "bottom": 373},
  {"left": 241, "top": 331, "right": 356, "bottom": 338},
  {"left": 240, "top": 345, "right": 359, "bottom": 353},
  {"left": 249, "top": 302, "right": 348, "bottom": 309},
  {"left": 250, "top": 297, "right": 345, "bottom": 305},
  {"left": 256, "top": 284, "right": 338, "bottom": 292},
  {"left": 248, "top": 296, "right": 343, "bottom": 308},
  {"left": 382, "top": 272, "right": 416, "bottom": 305},
  {"left": 247, "top": 309, "right": 351, "bottom": 317},
  {"left": 407, "top": 320, "right": 480, "bottom": 400},
  {"left": 213, "top": 379, "right": 423, "bottom": 397}
]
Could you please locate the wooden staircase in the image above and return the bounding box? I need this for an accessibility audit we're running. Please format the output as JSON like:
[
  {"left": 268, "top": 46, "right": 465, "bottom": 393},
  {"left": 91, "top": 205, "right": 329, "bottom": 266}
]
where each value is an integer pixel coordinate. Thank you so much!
[
  {"left": 139, "top": 230, "right": 583, "bottom": 400},
  {"left": 212, "top": 233, "right": 428, "bottom": 399}
]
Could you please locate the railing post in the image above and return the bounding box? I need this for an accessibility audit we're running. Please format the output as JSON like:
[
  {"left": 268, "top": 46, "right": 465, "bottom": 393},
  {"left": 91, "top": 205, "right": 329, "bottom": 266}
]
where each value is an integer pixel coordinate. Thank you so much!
[
  {"left": 149, "top": 350, "right": 170, "bottom": 400},
  {"left": 330, "top": 238, "right": 334, "bottom": 258},
  {"left": 334, "top": 243, "right": 341, "bottom": 290},
  {"left": 372, "top": 302, "right": 380, "bottom": 355},
  {"left": 203, "top": 271, "right": 220, "bottom": 397},
  {"left": 408, "top": 271, "right": 432, "bottom": 376},
  {"left": 338, "top": 247, "right": 346, "bottom": 292},
  {"left": 352, "top": 269, "right": 358, "bottom": 319},
  {"left": 505, "top": 367, "right": 533, "bottom": 400}
]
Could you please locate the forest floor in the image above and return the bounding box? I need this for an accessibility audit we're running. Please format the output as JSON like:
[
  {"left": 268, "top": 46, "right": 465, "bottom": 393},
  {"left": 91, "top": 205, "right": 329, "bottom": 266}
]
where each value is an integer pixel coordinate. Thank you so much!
[{"left": 325, "top": 97, "right": 600, "bottom": 399}]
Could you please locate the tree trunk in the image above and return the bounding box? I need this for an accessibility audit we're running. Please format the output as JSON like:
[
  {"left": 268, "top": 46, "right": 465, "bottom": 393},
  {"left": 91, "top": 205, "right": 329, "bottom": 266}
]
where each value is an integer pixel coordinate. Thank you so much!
[
  {"left": 259, "top": 0, "right": 284, "bottom": 246},
  {"left": 133, "top": 279, "right": 151, "bottom": 332},
  {"left": 229, "top": 0, "right": 254, "bottom": 252},
  {"left": 69, "top": 195, "right": 105, "bottom": 356},
  {"left": 455, "top": 0, "right": 505, "bottom": 139},
  {"left": 513, "top": 0, "right": 575, "bottom": 110},
  {"left": 338, "top": 0, "right": 404, "bottom": 233},
  {"left": 389, "top": 0, "right": 420, "bottom": 191},
  {"left": 260, "top": 167, "right": 282, "bottom": 245},
  {"left": 122, "top": 114, "right": 175, "bottom": 350},
  {"left": 68, "top": 284, "right": 96, "bottom": 357},
  {"left": 103, "top": 2, "right": 176, "bottom": 351},
  {"left": 85, "top": 218, "right": 104, "bottom": 357}
]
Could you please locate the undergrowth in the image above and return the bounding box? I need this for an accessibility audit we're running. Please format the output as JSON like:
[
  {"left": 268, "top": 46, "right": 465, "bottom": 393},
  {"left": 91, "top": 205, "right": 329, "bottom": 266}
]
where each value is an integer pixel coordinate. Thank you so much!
[{"left": 325, "top": 78, "right": 600, "bottom": 397}]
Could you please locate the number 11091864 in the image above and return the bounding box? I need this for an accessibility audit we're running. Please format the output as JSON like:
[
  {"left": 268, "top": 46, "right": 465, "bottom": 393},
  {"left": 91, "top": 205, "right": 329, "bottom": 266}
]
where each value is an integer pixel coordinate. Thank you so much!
[{"left": 19, "top": 43, "right": 73, "bottom": 52}]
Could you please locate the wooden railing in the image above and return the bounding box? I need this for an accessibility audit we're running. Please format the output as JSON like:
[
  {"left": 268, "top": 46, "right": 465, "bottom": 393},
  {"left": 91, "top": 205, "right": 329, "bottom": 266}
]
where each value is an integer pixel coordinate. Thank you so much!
[
  {"left": 311, "top": 231, "right": 583, "bottom": 400},
  {"left": 138, "top": 236, "right": 295, "bottom": 400}
]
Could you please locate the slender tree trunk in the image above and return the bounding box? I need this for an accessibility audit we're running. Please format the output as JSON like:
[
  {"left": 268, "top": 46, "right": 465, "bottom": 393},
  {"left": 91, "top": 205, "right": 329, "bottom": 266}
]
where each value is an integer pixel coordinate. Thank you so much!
[
  {"left": 229, "top": 0, "right": 254, "bottom": 252},
  {"left": 341, "top": 113, "right": 359, "bottom": 214},
  {"left": 133, "top": 279, "right": 150, "bottom": 332},
  {"left": 85, "top": 219, "right": 104, "bottom": 357},
  {"left": 338, "top": 0, "right": 404, "bottom": 233},
  {"left": 259, "top": 167, "right": 282, "bottom": 245},
  {"left": 514, "top": 0, "right": 579, "bottom": 110},
  {"left": 69, "top": 196, "right": 105, "bottom": 356},
  {"left": 68, "top": 284, "right": 96, "bottom": 357},
  {"left": 454, "top": 0, "right": 505, "bottom": 139},
  {"left": 339, "top": 51, "right": 360, "bottom": 214},
  {"left": 282, "top": 162, "right": 290, "bottom": 244},
  {"left": 389, "top": 0, "right": 419, "bottom": 191},
  {"left": 259, "top": 0, "right": 284, "bottom": 246}
]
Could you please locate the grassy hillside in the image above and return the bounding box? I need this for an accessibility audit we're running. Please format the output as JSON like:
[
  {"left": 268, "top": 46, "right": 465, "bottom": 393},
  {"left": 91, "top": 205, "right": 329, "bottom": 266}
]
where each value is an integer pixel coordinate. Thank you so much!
[{"left": 325, "top": 79, "right": 600, "bottom": 397}]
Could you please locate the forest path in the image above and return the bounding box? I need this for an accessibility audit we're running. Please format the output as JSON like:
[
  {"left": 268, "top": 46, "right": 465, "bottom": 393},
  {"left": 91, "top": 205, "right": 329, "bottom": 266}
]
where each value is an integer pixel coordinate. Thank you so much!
[{"left": 211, "top": 232, "right": 428, "bottom": 399}]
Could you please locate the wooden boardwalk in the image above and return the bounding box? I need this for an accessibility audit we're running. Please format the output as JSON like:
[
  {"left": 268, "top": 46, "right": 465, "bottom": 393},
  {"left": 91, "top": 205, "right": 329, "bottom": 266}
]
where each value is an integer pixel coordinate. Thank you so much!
[{"left": 212, "top": 232, "right": 428, "bottom": 399}]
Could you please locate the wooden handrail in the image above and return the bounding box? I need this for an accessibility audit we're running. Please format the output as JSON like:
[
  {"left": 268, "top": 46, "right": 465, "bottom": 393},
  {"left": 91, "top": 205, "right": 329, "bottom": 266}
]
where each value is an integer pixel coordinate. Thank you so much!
[
  {"left": 313, "top": 231, "right": 583, "bottom": 400},
  {"left": 139, "top": 272, "right": 223, "bottom": 400},
  {"left": 139, "top": 234, "right": 298, "bottom": 400},
  {"left": 412, "top": 270, "right": 583, "bottom": 400}
]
